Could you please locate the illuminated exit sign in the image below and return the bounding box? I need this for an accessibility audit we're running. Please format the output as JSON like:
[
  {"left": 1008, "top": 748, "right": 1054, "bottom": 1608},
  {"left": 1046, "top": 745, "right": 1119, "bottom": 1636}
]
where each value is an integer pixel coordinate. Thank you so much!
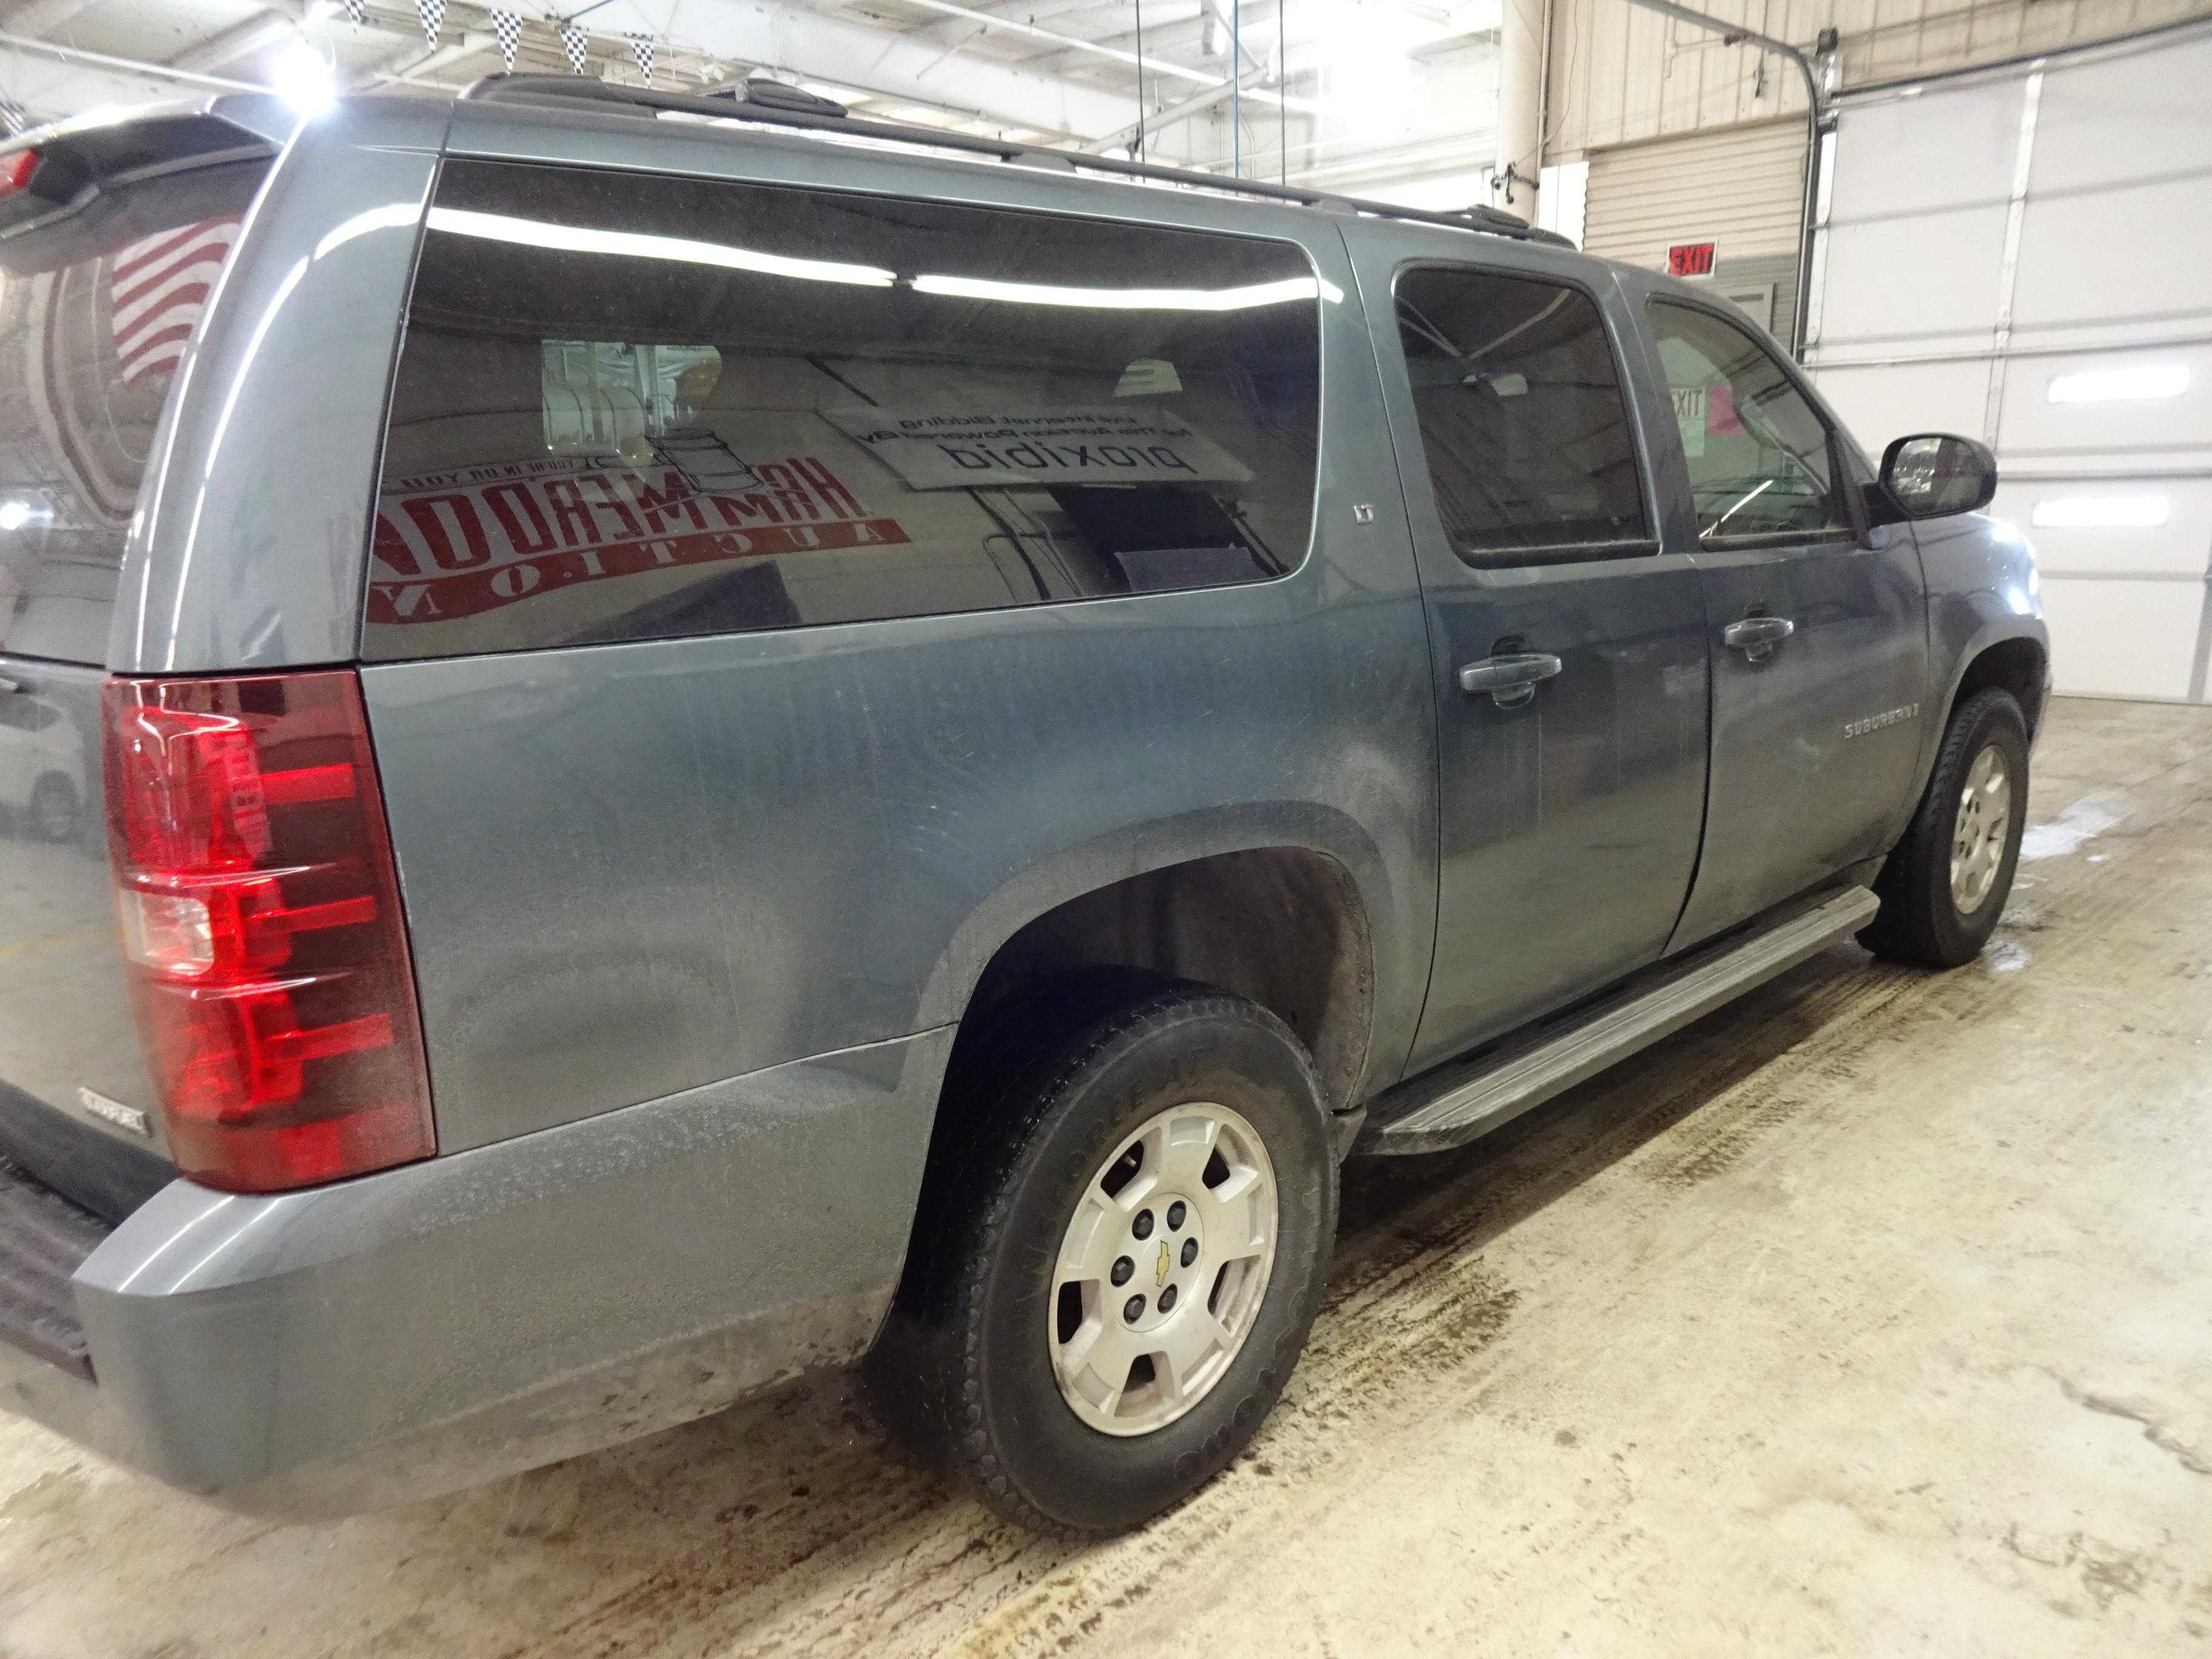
[{"left": 1667, "top": 242, "right": 1717, "bottom": 277}]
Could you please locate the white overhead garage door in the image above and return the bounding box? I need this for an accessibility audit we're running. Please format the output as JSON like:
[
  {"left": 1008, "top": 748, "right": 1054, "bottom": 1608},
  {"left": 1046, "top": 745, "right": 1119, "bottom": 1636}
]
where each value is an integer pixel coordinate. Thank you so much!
[{"left": 1806, "top": 24, "right": 2212, "bottom": 704}]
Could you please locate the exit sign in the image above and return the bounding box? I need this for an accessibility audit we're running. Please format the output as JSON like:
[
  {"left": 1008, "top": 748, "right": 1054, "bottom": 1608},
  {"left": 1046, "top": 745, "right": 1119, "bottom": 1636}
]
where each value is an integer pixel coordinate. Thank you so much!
[{"left": 1668, "top": 242, "right": 1717, "bottom": 277}]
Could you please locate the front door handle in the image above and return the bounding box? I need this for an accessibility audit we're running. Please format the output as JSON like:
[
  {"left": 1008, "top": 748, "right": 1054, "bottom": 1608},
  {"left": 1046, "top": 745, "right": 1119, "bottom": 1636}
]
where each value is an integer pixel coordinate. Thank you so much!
[
  {"left": 1723, "top": 614, "right": 1795, "bottom": 662},
  {"left": 1458, "top": 651, "right": 1563, "bottom": 708}
]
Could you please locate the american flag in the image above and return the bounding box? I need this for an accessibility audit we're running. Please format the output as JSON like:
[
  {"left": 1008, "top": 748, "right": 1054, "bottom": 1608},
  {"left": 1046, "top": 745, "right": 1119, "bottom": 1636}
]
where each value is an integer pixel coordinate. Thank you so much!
[{"left": 109, "top": 217, "right": 240, "bottom": 387}]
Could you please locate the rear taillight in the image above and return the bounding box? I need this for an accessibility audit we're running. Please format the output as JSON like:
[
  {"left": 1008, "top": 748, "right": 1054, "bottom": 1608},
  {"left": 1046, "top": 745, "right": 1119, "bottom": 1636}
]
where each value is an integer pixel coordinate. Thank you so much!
[
  {"left": 1, "top": 152, "right": 36, "bottom": 197},
  {"left": 102, "top": 672, "right": 434, "bottom": 1193}
]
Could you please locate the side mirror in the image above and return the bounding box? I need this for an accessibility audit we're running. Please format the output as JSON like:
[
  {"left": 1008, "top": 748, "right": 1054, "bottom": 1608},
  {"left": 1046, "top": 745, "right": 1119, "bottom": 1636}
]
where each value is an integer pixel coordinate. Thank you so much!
[{"left": 1879, "top": 432, "right": 1998, "bottom": 520}]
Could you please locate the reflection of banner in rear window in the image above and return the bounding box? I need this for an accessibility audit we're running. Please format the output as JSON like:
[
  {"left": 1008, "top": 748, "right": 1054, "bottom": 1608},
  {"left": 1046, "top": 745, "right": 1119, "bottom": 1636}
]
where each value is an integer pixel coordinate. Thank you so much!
[
  {"left": 110, "top": 216, "right": 241, "bottom": 386},
  {"left": 368, "top": 452, "right": 907, "bottom": 623},
  {"left": 822, "top": 405, "right": 1252, "bottom": 491}
]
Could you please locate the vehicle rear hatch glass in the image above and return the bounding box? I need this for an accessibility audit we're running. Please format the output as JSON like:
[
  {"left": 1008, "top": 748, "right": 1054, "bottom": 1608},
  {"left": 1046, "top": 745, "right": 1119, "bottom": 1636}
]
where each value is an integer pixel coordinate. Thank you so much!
[{"left": 0, "top": 136, "right": 270, "bottom": 1216}]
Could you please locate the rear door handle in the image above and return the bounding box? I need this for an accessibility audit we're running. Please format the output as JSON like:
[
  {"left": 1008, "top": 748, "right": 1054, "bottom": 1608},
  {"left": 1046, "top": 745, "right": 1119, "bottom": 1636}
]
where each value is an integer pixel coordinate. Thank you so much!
[
  {"left": 1458, "top": 651, "right": 1563, "bottom": 708},
  {"left": 1723, "top": 615, "right": 1795, "bottom": 661}
]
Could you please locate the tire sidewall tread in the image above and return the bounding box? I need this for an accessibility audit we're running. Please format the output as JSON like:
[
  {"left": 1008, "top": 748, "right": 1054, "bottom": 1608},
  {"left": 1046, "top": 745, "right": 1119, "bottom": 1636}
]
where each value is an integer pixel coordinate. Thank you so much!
[
  {"left": 881, "top": 984, "right": 1337, "bottom": 1536},
  {"left": 1861, "top": 687, "right": 2029, "bottom": 967}
]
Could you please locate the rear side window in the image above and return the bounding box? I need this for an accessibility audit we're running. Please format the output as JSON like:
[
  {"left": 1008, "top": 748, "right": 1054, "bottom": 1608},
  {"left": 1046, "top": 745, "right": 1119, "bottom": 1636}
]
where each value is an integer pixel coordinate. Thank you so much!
[
  {"left": 363, "top": 160, "right": 1323, "bottom": 659},
  {"left": 1393, "top": 264, "right": 1651, "bottom": 566},
  {"left": 0, "top": 160, "right": 267, "bottom": 662}
]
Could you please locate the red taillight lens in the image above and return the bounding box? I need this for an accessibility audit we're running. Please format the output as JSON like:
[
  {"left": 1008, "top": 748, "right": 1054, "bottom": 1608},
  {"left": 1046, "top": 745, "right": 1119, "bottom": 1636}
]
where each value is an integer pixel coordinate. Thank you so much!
[
  {"left": 103, "top": 672, "right": 434, "bottom": 1192},
  {"left": 1, "top": 152, "right": 36, "bottom": 197}
]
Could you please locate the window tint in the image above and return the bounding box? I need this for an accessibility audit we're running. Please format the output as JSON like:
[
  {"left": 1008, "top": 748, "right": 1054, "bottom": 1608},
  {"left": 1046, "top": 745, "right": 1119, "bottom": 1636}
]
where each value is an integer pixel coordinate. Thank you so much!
[
  {"left": 0, "top": 160, "right": 267, "bottom": 663},
  {"left": 1646, "top": 301, "right": 1850, "bottom": 543},
  {"left": 1393, "top": 265, "right": 1649, "bottom": 565},
  {"left": 363, "top": 161, "right": 1322, "bottom": 659}
]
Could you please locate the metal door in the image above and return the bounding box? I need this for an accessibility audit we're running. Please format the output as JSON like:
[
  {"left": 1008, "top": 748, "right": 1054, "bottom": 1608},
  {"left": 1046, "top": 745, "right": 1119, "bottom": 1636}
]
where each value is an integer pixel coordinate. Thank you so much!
[
  {"left": 1349, "top": 230, "right": 1711, "bottom": 1076},
  {"left": 1634, "top": 289, "right": 1929, "bottom": 948}
]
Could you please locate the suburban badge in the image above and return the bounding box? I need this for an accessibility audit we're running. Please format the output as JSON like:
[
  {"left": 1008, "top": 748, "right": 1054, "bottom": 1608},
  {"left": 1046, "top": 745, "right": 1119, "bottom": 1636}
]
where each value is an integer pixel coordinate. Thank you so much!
[{"left": 77, "top": 1086, "right": 150, "bottom": 1137}]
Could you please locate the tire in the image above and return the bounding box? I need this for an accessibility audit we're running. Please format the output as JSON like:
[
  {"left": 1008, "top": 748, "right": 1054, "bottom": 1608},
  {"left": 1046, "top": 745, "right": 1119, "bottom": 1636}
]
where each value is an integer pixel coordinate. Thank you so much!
[
  {"left": 874, "top": 981, "right": 1337, "bottom": 1536},
  {"left": 28, "top": 774, "right": 78, "bottom": 845},
  {"left": 1858, "top": 687, "right": 2029, "bottom": 968}
]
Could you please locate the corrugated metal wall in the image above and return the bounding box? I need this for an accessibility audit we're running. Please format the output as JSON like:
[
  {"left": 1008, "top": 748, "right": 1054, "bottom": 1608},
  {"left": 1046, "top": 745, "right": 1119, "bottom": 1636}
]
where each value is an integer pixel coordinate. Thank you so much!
[{"left": 1583, "top": 119, "right": 1806, "bottom": 344}]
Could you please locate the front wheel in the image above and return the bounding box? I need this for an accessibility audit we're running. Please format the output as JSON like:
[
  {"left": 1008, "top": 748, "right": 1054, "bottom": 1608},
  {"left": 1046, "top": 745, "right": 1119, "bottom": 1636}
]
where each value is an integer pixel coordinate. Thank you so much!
[
  {"left": 876, "top": 982, "right": 1336, "bottom": 1535},
  {"left": 1859, "top": 687, "right": 2029, "bottom": 967}
]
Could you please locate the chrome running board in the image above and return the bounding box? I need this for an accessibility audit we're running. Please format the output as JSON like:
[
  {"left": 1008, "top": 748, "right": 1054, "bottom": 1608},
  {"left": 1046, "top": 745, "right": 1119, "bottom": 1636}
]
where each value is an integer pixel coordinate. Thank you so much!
[{"left": 1353, "top": 886, "right": 1882, "bottom": 1157}]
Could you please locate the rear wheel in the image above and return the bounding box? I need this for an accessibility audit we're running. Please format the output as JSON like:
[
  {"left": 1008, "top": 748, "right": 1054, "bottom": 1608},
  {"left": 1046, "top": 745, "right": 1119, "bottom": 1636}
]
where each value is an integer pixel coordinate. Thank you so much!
[
  {"left": 876, "top": 982, "right": 1336, "bottom": 1535},
  {"left": 1859, "top": 687, "right": 2029, "bottom": 967}
]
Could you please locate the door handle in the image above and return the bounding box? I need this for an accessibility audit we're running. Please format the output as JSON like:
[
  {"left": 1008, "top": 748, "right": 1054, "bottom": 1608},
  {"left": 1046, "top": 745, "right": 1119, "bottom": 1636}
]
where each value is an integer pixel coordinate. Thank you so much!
[
  {"left": 1458, "top": 651, "right": 1563, "bottom": 708},
  {"left": 1723, "top": 614, "right": 1795, "bottom": 662}
]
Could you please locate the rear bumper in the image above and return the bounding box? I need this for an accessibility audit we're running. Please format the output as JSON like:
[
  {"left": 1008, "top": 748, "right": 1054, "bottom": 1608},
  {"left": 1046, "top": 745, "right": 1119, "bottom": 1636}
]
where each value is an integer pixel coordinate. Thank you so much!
[{"left": 0, "top": 1026, "right": 950, "bottom": 1518}]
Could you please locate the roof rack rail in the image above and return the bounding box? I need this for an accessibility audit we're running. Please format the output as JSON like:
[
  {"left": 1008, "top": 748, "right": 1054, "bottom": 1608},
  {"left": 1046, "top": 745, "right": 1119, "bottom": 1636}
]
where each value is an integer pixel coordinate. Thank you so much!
[{"left": 459, "top": 74, "right": 1577, "bottom": 249}]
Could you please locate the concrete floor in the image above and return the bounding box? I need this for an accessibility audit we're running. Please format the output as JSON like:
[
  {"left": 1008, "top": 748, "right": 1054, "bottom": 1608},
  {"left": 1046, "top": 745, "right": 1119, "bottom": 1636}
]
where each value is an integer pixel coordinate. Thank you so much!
[{"left": 2, "top": 695, "right": 2209, "bottom": 1657}]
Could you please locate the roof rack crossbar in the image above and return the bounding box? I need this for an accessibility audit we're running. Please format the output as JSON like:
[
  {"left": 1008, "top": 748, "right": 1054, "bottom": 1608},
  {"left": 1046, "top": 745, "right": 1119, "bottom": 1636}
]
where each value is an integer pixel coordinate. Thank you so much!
[{"left": 459, "top": 75, "right": 1575, "bottom": 247}]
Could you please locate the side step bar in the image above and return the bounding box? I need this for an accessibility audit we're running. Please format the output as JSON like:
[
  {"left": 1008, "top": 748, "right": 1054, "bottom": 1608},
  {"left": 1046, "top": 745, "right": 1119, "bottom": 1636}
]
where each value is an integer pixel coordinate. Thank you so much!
[{"left": 1353, "top": 886, "right": 1882, "bottom": 1157}]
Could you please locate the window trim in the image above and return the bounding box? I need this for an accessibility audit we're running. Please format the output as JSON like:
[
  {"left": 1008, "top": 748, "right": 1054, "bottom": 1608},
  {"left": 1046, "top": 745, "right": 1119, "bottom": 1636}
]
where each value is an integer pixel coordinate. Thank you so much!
[
  {"left": 1390, "top": 258, "right": 1661, "bottom": 572},
  {"left": 1695, "top": 526, "right": 1864, "bottom": 553},
  {"left": 1643, "top": 294, "right": 1861, "bottom": 551}
]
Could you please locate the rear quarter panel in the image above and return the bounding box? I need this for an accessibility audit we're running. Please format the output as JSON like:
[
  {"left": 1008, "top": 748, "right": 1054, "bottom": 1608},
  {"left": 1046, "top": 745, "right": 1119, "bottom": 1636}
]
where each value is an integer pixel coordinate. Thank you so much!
[
  {"left": 363, "top": 110, "right": 1439, "bottom": 1151},
  {"left": 113, "top": 98, "right": 444, "bottom": 674}
]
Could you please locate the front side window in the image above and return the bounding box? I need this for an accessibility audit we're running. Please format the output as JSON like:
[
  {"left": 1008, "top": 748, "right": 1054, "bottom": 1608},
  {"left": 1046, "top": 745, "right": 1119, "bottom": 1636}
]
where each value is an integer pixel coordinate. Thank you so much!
[
  {"left": 363, "top": 161, "right": 1322, "bottom": 659},
  {"left": 1646, "top": 301, "right": 1851, "bottom": 543},
  {"left": 1393, "top": 265, "right": 1650, "bottom": 565}
]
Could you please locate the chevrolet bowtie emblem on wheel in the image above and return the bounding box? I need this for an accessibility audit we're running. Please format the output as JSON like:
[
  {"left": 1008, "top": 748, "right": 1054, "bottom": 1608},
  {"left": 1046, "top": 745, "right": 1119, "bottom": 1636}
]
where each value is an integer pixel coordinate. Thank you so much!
[{"left": 1156, "top": 1240, "right": 1171, "bottom": 1287}]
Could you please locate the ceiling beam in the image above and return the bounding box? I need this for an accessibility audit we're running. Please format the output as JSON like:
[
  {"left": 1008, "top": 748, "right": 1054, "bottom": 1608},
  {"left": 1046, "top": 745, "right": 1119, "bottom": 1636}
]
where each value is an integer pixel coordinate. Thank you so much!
[
  {"left": 170, "top": 1, "right": 305, "bottom": 73},
  {"left": 886, "top": 0, "right": 1239, "bottom": 96},
  {"left": 1019, "top": 11, "right": 1214, "bottom": 82},
  {"left": 0, "top": 0, "right": 102, "bottom": 41},
  {"left": 899, "top": 0, "right": 1316, "bottom": 114},
  {"left": 906, "top": 0, "right": 1103, "bottom": 45},
  {"left": 1079, "top": 59, "right": 1274, "bottom": 154},
  {"left": 0, "top": 26, "right": 266, "bottom": 118},
  {"left": 1204, "top": 0, "right": 1269, "bottom": 76},
  {"left": 575, "top": 0, "right": 1136, "bottom": 138}
]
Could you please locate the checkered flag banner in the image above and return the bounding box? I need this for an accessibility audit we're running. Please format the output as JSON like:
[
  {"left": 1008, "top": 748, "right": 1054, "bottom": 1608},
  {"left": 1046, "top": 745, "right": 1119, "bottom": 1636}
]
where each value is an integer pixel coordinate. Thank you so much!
[
  {"left": 416, "top": 0, "right": 443, "bottom": 45},
  {"left": 559, "top": 21, "right": 588, "bottom": 73},
  {"left": 490, "top": 8, "right": 521, "bottom": 70},
  {"left": 0, "top": 92, "right": 27, "bottom": 138},
  {"left": 342, "top": 0, "right": 361, "bottom": 27},
  {"left": 628, "top": 32, "right": 653, "bottom": 85}
]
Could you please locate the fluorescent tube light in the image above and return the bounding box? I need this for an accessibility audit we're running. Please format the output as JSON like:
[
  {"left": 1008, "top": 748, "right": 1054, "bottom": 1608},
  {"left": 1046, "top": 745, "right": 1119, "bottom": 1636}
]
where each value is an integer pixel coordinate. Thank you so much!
[
  {"left": 910, "top": 273, "right": 1334, "bottom": 310},
  {"left": 2046, "top": 364, "right": 2188, "bottom": 403},
  {"left": 424, "top": 208, "right": 897, "bottom": 288},
  {"left": 2029, "top": 495, "right": 2169, "bottom": 529}
]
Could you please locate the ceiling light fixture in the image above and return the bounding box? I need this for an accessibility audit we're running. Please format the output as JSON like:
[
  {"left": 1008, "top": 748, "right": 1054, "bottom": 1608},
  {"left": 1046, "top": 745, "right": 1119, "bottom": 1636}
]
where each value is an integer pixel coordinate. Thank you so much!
[{"left": 272, "top": 38, "right": 335, "bottom": 113}]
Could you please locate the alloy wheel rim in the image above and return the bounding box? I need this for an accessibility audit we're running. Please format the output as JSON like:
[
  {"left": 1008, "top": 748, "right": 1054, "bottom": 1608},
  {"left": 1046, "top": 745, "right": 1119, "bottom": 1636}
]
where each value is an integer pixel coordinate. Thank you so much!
[
  {"left": 1951, "top": 743, "right": 2013, "bottom": 914},
  {"left": 1047, "top": 1100, "right": 1278, "bottom": 1437}
]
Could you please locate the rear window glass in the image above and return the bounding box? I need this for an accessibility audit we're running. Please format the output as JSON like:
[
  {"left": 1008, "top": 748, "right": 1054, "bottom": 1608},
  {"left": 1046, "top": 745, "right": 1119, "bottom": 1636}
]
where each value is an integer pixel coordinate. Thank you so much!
[
  {"left": 0, "top": 160, "right": 266, "bottom": 662},
  {"left": 363, "top": 159, "right": 1322, "bottom": 659}
]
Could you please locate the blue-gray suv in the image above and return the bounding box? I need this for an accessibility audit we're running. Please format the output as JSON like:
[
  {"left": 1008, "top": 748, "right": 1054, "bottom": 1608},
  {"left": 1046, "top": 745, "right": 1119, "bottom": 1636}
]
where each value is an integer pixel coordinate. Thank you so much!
[{"left": 0, "top": 76, "right": 2046, "bottom": 1535}]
